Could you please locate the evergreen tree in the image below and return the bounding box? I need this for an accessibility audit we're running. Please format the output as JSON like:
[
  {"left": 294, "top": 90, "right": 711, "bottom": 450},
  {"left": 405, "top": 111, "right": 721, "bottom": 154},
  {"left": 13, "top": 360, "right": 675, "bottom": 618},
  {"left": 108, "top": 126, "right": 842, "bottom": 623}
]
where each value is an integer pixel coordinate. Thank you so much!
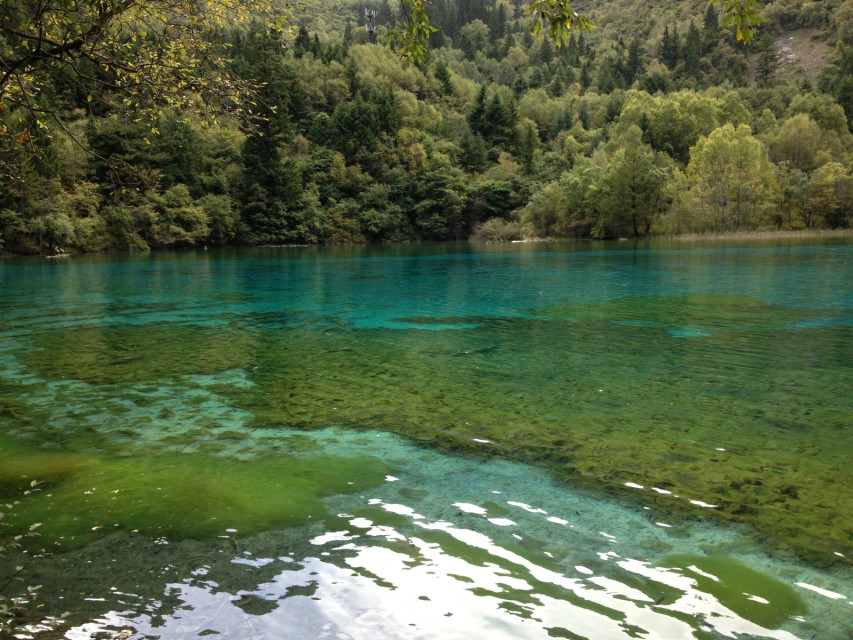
[
  {"left": 435, "top": 61, "right": 454, "bottom": 95},
  {"left": 460, "top": 130, "right": 488, "bottom": 172},
  {"left": 554, "top": 107, "right": 573, "bottom": 136},
  {"left": 703, "top": 4, "right": 720, "bottom": 53},
  {"left": 539, "top": 37, "right": 553, "bottom": 65},
  {"left": 685, "top": 21, "right": 702, "bottom": 78},
  {"left": 491, "top": 3, "right": 507, "bottom": 40},
  {"left": 703, "top": 4, "right": 720, "bottom": 33},
  {"left": 756, "top": 35, "right": 778, "bottom": 87},
  {"left": 580, "top": 60, "right": 592, "bottom": 91},
  {"left": 518, "top": 121, "right": 537, "bottom": 173},
  {"left": 484, "top": 94, "right": 512, "bottom": 146},
  {"left": 469, "top": 85, "right": 489, "bottom": 136},
  {"left": 625, "top": 38, "right": 644, "bottom": 86},
  {"left": 346, "top": 57, "right": 360, "bottom": 97},
  {"left": 659, "top": 26, "right": 679, "bottom": 70},
  {"left": 578, "top": 101, "right": 590, "bottom": 129},
  {"left": 294, "top": 26, "right": 311, "bottom": 58},
  {"left": 567, "top": 33, "right": 578, "bottom": 65}
]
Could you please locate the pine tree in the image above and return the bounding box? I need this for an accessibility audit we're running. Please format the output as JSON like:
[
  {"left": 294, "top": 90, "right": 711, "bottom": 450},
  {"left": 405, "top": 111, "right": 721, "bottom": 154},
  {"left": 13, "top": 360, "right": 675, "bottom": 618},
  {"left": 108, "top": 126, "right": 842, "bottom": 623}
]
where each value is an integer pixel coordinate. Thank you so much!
[
  {"left": 518, "top": 122, "right": 537, "bottom": 173},
  {"left": 434, "top": 61, "right": 454, "bottom": 95},
  {"left": 703, "top": 4, "right": 720, "bottom": 32},
  {"left": 469, "top": 85, "right": 488, "bottom": 135},
  {"left": 294, "top": 26, "right": 311, "bottom": 58},
  {"left": 626, "top": 38, "right": 644, "bottom": 86},
  {"left": 756, "top": 34, "right": 778, "bottom": 87},
  {"left": 580, "top": 60, "right": 592, "bottom": 91},
  {"left": 346, "top": 58, "right": 359, "bottom": 97},
  {"left": 578, "top": 101, "right": 590, "bottom": 129},
  {"left": 460, "top": 130, "right": 488, "bottom": 172},
  {"left": 539, "top": 37, "right": 553, "bottom": 65},
  {"left": 554, "top": 107, "right": 573, "bottom": 135},
  {"left": 703, "top": 4, "right": 720, "bottom": 53},
  {"left": 659, "top": 26, "right": 679, "bottom": 70},
  {"left": 492, "top": 3, "right": 507, "bottom": 40},
  {"left": 685, "top": 21, "right": 702, "bottom": 78},
  {"left": 567, "top": 33, "right": 578, "bottom": 65}
]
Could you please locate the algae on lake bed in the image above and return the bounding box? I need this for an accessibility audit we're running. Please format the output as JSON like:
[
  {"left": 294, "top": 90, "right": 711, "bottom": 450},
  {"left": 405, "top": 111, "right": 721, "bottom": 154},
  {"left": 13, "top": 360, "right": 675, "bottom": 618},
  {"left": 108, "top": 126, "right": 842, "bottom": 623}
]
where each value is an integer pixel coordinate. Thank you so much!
[
  {"left": 11, "top": 292, "right": 852, "bottom": 565},
  {"left": 0, "top": 437, "right": 390, "bottom": 549}
]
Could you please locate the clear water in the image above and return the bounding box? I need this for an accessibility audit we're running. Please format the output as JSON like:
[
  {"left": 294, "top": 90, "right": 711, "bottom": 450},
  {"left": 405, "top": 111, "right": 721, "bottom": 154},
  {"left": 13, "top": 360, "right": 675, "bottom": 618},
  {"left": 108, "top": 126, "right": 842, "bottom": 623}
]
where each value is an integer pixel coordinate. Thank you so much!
[{"left": 0, "top": 239, "right": 851, "bottom": 639}]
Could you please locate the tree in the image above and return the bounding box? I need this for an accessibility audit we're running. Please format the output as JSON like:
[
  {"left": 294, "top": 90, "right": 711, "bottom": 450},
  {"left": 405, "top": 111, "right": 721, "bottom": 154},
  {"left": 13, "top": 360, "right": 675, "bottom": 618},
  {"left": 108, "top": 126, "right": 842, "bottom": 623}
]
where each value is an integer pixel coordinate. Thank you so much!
[
  {"left": 755, "top": 34, "right": 778, "bottom": 87},
  {"left": 626, "top": 38, "right": 645, "bottom": 86},
  {"left": 599, "top": 127, "right": 669, "bottom": 237},
  {"left": 684, "top": 21, "right": 703, "bottom": 78},
  {"left": 434, "top": 61, "right": 454, "bottom": 95},
  {"left": 768, "top": 114, "right": 830, "bottom": 173},
  {"left": 686, "top": 124, "right": 779, "bottom": 231},
  {"left": 805, "top": 163, "right": 852, "bottom": 229},
  {"left": 391, "top": 1, "right": 764, "bottom": 64},
  {"left": 0, "top": 0, "right": 291, "bottom": 153},
  {"left": 469, "top": 85, "right": 489, "bottom": 136},
  {"left": 659, "top": 26, "right": 680, "bottom": 70}
]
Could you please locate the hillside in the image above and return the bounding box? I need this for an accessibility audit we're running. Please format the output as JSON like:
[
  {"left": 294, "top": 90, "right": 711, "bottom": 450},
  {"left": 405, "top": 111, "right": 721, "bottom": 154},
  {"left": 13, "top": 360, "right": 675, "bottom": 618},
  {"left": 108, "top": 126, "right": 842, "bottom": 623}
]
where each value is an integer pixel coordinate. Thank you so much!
[{"left": 0, "top": 0, "right": 850, "bottom": 254}]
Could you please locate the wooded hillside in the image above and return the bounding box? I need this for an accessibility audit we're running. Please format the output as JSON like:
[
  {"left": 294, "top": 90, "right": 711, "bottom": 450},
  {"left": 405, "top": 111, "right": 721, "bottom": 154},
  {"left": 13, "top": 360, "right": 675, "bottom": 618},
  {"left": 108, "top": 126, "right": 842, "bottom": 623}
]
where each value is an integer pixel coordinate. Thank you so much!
[{"left": 1, "top": 0, "right": 850, "bottom": 253}]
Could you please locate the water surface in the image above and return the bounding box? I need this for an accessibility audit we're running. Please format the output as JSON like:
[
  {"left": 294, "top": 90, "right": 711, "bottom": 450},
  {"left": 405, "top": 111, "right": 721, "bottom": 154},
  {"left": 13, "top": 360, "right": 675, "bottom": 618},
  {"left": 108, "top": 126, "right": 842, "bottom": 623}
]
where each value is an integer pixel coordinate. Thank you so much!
[{"left": 1, "top": 239, "right": 851, "bottom": 638}]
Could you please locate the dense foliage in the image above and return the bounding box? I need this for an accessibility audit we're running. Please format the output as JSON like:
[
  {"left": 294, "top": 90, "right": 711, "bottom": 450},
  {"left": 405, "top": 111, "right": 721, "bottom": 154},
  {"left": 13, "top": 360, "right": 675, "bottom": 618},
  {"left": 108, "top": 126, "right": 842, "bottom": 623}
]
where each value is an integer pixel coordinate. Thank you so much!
[{"left": 1, "top": 0, "right": 851, "bottom": 254}]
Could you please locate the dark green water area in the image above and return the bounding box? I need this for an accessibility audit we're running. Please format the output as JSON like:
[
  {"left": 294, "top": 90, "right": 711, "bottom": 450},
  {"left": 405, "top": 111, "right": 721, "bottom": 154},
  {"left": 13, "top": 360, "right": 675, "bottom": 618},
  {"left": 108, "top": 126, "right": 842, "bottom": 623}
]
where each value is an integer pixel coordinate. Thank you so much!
[{"left": 0, "top": 239, "right": 850, "bottom": 639}]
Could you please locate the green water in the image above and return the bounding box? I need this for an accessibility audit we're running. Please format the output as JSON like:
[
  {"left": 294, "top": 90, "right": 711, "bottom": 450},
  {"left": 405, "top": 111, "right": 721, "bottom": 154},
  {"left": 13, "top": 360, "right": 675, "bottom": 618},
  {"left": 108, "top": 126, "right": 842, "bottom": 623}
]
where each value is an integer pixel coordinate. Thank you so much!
[{"left": 0, "top": 239, "right": 851, "bottom": 638}]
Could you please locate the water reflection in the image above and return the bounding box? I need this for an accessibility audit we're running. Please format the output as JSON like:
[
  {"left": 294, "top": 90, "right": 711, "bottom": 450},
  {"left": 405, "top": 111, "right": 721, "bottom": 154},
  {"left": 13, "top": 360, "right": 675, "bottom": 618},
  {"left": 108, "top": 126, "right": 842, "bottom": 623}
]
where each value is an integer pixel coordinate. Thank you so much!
[{"left": 12, "top": 428, "right": 848, "bottom": 640}]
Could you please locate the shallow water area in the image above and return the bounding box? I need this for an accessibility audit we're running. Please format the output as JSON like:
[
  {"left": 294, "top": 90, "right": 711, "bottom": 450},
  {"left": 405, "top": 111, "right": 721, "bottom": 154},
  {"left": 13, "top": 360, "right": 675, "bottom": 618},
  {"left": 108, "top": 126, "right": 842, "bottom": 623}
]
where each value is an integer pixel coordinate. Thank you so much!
[
  {"left": 1, "top": 238, "right": 852, "bottom": 638},
  {"left": 7, "top": 428, "right": 853, "bottom": 640}
]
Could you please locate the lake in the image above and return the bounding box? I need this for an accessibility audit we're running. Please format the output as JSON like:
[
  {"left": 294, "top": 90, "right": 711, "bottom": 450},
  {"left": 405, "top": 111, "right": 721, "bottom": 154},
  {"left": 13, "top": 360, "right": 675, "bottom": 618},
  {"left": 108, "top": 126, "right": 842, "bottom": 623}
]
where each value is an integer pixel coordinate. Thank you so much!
[{"left": 0, "top": 238, "right": 851, "bottom": 639}]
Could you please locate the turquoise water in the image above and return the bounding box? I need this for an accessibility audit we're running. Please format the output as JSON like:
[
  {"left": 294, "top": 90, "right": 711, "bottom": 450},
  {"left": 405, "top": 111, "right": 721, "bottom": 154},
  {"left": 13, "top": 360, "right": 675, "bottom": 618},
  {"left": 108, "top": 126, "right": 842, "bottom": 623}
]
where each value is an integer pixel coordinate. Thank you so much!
[{"left": 1, "top": 239, "right": 851, "bottom": 639}]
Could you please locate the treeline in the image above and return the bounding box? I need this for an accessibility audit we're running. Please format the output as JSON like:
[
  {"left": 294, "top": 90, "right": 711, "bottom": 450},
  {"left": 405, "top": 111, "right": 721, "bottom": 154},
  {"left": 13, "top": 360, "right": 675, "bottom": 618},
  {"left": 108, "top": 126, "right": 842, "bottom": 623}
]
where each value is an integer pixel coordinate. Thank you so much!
[{"left": 0, "top": 0, "right": 850, "bottom": 254}]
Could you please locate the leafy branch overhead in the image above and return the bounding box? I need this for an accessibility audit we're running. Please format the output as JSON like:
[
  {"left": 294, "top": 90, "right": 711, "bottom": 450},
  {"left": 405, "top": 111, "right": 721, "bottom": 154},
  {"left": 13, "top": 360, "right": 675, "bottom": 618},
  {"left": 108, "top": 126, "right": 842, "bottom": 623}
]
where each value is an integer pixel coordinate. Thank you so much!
[{"left": 0, "top": 0, "right": 294, "bottom": 134}]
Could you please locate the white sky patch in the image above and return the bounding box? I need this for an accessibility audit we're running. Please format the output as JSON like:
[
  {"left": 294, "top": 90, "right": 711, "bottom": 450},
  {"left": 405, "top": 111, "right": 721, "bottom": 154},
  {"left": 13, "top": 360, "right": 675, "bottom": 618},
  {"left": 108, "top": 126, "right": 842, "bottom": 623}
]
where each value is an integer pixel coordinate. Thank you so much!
[
  {"left": 689, "top": 500, "right": 718, "bottom": 508},
  {"left": 687, "top": 565, "right": 720, "bottom": 582},
  {"left": 575, "top": 565, "right": 594, "bottom": 575},
  {"left": 746, "top": 595, "right": 770, "bottom": 604},
  {"left": 230, "top": 557, "right": 275, "bottom": 568},
  {"left": 652, "top": 487, "right": 672, "bottom": 495},
  {"left": 624, "top": 482, "right": 644, "bottom": 489},
  {"left": 472, "top": 438, "right": 491, "bottom": 444},
  {"left": 384, "top": 475, "right": 399, "bottom": 482},
  {"left": 488, "top": 518, "right": 517, "bottom": 527},
  {"left": 310, "top": 531, "right": 355, "bottom": 546},
  {"left": 655, "top": 522, "right": 672, "bottom": 528},
  {"left": 507, "top": 501, "right": 547, "bottom": 514},
  {"left": 382, "top": 503, "right": 424, "bottom": 519},
  {"left": 453, "top": 502, "right": 487, "bottom": 515},
  {"left": 547, "top": 516, "right": 569, "bottom": 526},
  {"left": 795, "top": 583, "right": 848, "bottom": 600}
]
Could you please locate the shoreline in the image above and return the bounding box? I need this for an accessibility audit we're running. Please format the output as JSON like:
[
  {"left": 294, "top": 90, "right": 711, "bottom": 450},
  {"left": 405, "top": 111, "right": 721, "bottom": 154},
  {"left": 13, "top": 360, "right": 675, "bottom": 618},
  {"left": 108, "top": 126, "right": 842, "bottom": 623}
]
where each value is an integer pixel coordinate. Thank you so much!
[{"left": 1, "top": 229, "right": 851, "bottom": 259}]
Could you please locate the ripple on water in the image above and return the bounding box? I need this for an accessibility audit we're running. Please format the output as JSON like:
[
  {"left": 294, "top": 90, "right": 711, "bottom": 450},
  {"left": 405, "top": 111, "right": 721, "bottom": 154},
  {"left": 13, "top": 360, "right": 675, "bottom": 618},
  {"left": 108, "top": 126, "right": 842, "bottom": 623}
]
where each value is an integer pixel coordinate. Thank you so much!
[{"left": 8, "top": 428, "right": 846, "bottom": 640}]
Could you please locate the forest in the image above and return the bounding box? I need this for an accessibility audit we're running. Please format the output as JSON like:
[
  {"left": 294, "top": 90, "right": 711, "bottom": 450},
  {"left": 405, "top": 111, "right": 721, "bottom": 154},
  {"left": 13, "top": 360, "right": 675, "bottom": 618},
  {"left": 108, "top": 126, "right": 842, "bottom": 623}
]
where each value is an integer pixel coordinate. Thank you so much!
[{"left": 0, "top": 0, "right": 851, "bottom": 254}]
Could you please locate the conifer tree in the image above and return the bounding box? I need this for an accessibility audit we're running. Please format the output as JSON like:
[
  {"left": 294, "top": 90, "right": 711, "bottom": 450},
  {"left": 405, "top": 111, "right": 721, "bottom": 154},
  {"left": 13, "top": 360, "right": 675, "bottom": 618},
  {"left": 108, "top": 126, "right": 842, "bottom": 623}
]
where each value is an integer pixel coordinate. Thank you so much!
[
  {"left": 469, "top": 85, "right": 489, "bottom": 136},
  {"left": 434, "top": 61, "right": 454, "bottom": 95},
  {"left": 659, "top": 26, "right": 679, "bottom": 70},
  {"left": 626, "top": 38, "right": 644, "bottom": 86},
  {"left": 685, "top": 21, "right": 702, "bottom": 78},
  {"left": 756, "top": 34, "right": 779, "bottom": 87}
]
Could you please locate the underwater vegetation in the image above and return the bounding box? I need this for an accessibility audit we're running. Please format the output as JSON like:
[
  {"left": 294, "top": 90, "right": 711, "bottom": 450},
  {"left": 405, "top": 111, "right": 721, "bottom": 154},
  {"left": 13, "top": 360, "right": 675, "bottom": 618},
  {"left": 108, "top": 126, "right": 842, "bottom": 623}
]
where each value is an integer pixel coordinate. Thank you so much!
[
  {"left": 0, "top": 437, "right": 389, "bottom": 550},
  {"left": 5, "top": 292, "right": 850, "bottom": 566}
]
